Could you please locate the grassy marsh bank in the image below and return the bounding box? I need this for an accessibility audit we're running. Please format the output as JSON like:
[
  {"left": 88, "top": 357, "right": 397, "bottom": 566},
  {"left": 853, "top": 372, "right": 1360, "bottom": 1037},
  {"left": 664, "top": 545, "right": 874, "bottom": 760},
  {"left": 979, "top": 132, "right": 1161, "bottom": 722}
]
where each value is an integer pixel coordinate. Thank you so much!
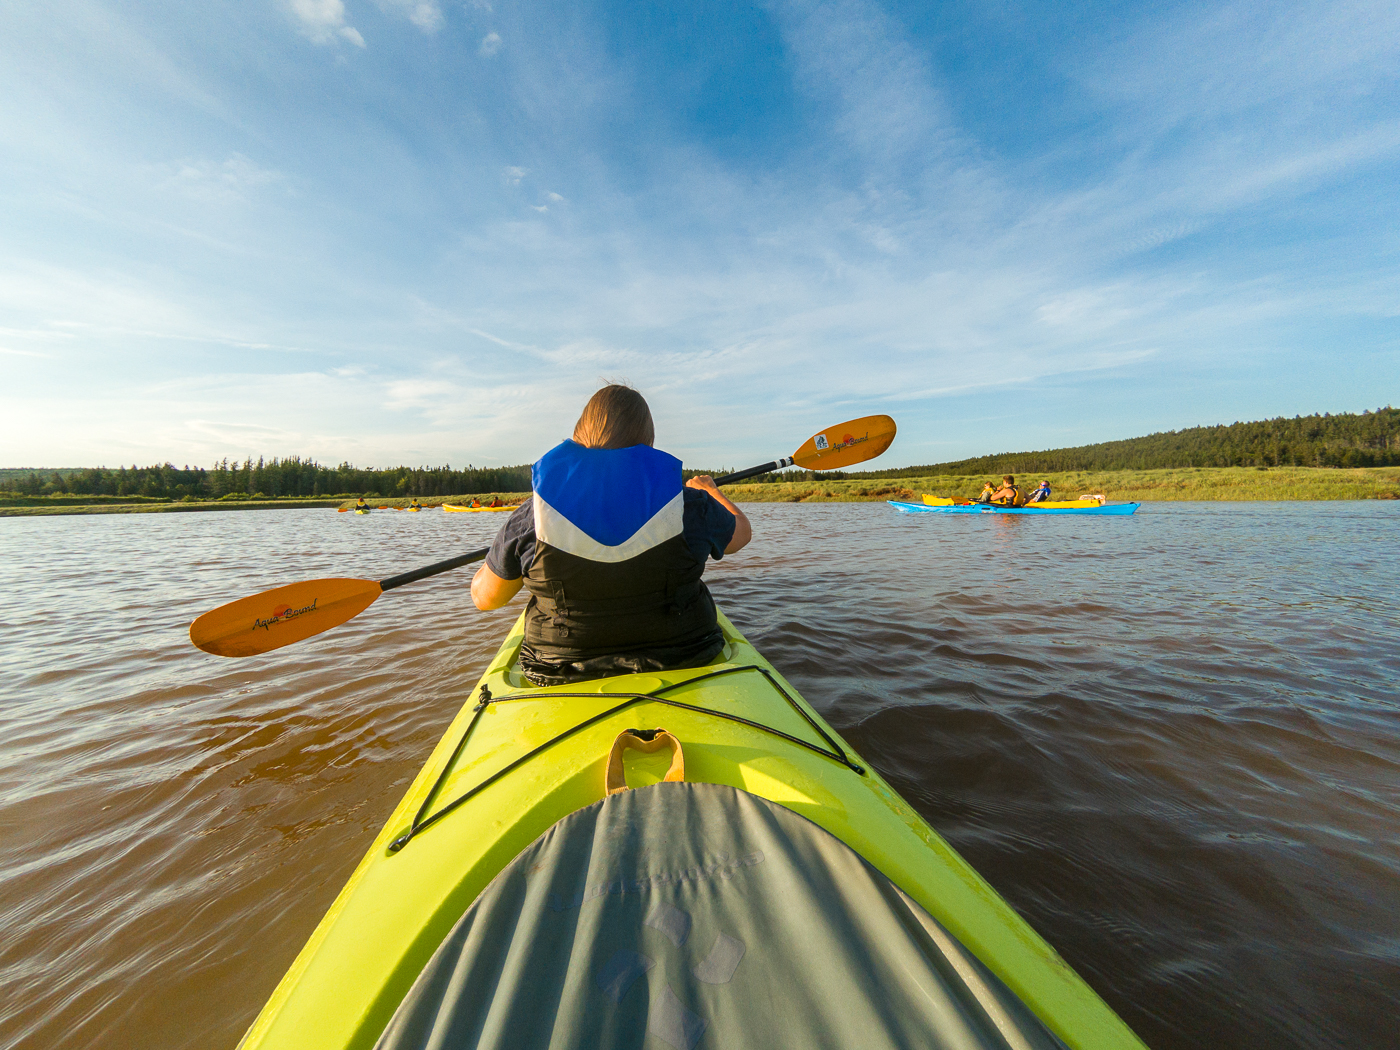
[
  {"left": 4, "top": 468, "right": 1397, "bottom": 517},
  {"left": 0, "top": 497, "right": 345, "bottom": 517},
  {"left": 723, "top": 466, "right": 1400, "bottom": 503}
]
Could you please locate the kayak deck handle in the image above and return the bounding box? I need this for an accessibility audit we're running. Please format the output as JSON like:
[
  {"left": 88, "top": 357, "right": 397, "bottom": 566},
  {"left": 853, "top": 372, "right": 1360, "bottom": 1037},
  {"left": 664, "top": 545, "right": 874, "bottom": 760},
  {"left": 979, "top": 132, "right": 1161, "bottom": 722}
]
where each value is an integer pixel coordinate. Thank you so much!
[
  {"left": 606, "top": 728, "right": 685, "bottom": 795},
  {"left": 388, "top": 664, "right": 865, "bottom": 854}
]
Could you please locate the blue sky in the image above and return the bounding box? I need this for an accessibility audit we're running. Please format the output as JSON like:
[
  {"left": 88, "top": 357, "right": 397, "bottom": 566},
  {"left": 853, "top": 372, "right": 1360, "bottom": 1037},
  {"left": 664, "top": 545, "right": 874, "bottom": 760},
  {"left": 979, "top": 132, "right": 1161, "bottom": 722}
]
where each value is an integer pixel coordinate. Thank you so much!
[{"left": 1, "top": 0, "right": 1397, "bottom": 470}]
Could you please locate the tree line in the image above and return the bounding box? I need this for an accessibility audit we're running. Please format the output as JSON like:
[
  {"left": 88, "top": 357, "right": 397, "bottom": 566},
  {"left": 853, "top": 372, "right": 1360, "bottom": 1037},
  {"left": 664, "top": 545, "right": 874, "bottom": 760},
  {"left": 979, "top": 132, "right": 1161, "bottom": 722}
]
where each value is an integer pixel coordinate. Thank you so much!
[
  {"left": 5, "top": 408, "right": 1396, "bottom": 497},
  {"left": 0, "top": 457, "right": 532, "bottom": 499},
  {"left": 850, "top": 407, "right": 1400, "bottom": 478}
]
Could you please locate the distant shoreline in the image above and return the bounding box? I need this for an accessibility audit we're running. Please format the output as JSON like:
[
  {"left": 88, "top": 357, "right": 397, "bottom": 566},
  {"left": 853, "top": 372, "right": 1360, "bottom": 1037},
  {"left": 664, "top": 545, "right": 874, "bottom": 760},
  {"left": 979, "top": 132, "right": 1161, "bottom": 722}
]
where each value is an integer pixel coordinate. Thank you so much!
[
  {"left": 2, "top": 466, "right": 1397, "bottom": 517},
  {"left": 0, "top": 498, "right": 346, "bottom": 517},
  {"left": 724, "top": 465, "right": 1400, "bottom": 503}
]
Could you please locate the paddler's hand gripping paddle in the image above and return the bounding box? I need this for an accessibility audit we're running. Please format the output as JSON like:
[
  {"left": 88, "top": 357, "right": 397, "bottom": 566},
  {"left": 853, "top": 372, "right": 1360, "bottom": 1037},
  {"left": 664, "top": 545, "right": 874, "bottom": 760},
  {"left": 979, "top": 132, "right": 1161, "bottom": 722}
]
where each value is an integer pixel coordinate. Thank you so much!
[{"left": 189, "top": 414, "right": 896, "bottom": 657}]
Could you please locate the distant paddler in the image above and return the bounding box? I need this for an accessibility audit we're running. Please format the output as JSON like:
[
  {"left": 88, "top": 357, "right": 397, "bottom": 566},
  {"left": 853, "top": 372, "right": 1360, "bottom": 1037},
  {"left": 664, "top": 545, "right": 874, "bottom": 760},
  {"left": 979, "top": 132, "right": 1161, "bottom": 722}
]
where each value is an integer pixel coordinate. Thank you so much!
[
  {"left": 409, "top": 498, "right": 422, "bottom": 511},
  {"left": 469, "top": 497, "right": 482, "bottom": 508},
  {"left": 1024, "top": 480, "right": 1051, "bottom": 505},
  {"left": 487, "top": 495, "right": 503, "bottom": 507},
  {"left": 989, "top": 475, "right": 1024, "bottom": 506},
  {"left": 354, "top": 496, "right": 370, "bottom": 513}
]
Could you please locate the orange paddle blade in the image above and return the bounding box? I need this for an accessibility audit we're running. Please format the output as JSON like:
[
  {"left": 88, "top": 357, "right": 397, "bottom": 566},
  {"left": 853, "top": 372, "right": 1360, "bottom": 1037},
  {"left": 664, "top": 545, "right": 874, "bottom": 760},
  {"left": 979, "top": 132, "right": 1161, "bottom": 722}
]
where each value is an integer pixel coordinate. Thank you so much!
[
  {"left": 792, "top": 414, "right": 897, "bottom": 470},
  {"left": 190, "top": 578, "right": 383, "bottom": 657}
]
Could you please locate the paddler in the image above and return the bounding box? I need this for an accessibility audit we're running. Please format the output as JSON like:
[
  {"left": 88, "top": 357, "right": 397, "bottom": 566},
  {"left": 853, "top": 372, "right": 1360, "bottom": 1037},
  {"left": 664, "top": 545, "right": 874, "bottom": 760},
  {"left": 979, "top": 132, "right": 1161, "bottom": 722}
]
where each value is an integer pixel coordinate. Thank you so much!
[
  {"left": 470, "top": 384, "right": 752, "bottom": 685},
  {"left": 1024, "top": 480, "right": 1051, "bottom": 504},
  {"left": 409, "top": 498, "right": 422, "bottom": 510},
  {"left": 989, "top": 475, "right": 1023, "bottom": 506},
  {"left": 974, "top": 481, "right": 996, "bottom": 504},
  {"left": 355, "top": 496, "right": 370, "bottom": 511},
  {"left": 469, "top": 497, "right": 482, "bottom": 508},
  {"left": 488, "top": 495, "right": 502, "bottom": 507}
]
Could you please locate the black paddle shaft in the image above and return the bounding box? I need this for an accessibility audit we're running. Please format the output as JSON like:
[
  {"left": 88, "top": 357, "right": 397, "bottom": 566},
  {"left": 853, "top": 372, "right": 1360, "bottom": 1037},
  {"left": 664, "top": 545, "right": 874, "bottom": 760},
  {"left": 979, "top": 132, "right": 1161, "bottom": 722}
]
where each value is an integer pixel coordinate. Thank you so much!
[
  {"left": 713, "top": 456, "right": 795, "bottom": 486},
  {"left": 380, "top": 548, "right": 490, "bottom": 592},
  {"left": 376, "top": 458, "right": 789, "bottom": 593}
]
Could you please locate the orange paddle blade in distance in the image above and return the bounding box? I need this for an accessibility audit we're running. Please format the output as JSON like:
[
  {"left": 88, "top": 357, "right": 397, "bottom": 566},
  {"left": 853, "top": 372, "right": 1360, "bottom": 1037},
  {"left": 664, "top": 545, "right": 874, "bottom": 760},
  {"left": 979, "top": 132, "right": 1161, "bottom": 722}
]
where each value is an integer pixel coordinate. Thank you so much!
[
  {"left": 190, "top": 578, "right": 383, "bottom": 657},
  {"left": 791, "top": 414, "right": 897, "bottom": 471}
]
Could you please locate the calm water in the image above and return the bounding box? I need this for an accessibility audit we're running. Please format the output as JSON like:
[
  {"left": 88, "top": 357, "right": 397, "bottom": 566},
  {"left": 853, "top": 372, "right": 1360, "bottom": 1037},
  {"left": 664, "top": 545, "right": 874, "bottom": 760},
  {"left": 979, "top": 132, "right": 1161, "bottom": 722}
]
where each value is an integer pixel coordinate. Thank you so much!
[{"left": 1, "top": 502, "right": 1396, "bottom": 1050}]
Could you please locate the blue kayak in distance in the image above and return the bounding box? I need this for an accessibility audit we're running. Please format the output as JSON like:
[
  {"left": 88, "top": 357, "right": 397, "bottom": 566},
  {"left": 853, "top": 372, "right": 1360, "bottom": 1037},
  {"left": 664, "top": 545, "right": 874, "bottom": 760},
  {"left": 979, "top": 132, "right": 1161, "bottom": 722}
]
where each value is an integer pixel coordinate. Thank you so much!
[{"left": 888, "top": 499, "right": 1141, "bottom": 516}]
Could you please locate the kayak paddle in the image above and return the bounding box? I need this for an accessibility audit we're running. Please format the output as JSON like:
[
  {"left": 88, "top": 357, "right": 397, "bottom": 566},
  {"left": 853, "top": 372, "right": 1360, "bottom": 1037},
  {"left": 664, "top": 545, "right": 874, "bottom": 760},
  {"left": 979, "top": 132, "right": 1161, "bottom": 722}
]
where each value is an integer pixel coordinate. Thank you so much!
[
  {"left": 189, "top": 550, "right": 488, "bottom": 658},
  {"left": 714, "top": 414, "right": 897, "bottom": 484},
  {"left": 189, "top": 413, "right": 897, "bottom": 658}
]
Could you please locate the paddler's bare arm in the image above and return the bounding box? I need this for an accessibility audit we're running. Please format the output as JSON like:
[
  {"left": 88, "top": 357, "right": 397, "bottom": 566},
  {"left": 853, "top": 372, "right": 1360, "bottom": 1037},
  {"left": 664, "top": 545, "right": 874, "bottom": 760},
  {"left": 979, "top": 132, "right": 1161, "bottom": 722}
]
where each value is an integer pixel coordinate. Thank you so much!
[
  {"left": 686, "top": 475, "right": 752, "bottom": 555},
  {"left": 471, "top": 564, "right": 524, "bottom": 611}
]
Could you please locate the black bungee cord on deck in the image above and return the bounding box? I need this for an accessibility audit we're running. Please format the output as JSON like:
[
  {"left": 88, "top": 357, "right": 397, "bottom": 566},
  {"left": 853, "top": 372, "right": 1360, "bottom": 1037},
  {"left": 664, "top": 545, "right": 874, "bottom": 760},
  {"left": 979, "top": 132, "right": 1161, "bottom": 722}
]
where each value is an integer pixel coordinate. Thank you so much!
[{"left": 388, "top": 665, "right": 865, "bottom": 853}]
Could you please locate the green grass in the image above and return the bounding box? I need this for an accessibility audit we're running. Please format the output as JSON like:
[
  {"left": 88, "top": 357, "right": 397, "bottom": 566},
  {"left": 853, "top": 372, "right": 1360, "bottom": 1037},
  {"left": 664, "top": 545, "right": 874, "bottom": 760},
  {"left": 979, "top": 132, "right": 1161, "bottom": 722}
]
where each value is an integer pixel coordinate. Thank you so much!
[
  {"left": 721, "top": 466, "right": 1400, "bottom": 503},
  {"left": 0, "top": 496, "right": 344, "bottom": 517},
  {"left": 4, "top": 469, "right": 1397, "bottom": 517},
  {"left": 0, "top": 492, "right": 533, "bottom": 517}
]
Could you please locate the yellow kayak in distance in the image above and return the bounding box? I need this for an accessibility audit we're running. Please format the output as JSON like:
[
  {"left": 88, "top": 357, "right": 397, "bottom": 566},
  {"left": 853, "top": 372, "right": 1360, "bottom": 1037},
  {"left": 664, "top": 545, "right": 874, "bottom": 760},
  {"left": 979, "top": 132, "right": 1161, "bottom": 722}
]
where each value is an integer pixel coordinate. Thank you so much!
[
  {"left": 237, "top": 612, "right": 1145, "bottom": 1050},
  {"left": 442, "top": 503, "right": 517, "bottom": 513}
]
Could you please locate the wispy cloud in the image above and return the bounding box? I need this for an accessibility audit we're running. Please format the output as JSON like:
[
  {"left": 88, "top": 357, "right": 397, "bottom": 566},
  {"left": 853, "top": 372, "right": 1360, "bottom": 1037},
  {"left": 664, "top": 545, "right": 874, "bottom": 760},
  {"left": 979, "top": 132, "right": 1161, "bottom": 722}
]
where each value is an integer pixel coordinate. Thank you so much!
[
  {"left": 479, "top": 32, "right": 502, "bottom": 56},
  {"left": 157, "top": 153, "right": 284, "bottom": 204}
]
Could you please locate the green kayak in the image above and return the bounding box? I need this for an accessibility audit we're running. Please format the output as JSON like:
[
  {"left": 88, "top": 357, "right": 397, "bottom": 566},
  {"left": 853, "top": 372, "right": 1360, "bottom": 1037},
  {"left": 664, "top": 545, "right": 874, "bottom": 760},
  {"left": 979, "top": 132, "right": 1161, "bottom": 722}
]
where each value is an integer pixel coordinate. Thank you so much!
[{"left": 238, "top": 611, "right": 1144, "bottom": 1050}]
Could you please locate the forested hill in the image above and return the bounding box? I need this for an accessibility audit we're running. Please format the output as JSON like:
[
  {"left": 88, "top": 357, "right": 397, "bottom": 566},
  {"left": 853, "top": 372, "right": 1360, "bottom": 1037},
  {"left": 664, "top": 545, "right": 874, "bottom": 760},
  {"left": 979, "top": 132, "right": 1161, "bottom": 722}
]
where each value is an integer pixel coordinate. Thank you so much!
[{"left": 854, "top": 407, "right": 1400, "bottom": 478}]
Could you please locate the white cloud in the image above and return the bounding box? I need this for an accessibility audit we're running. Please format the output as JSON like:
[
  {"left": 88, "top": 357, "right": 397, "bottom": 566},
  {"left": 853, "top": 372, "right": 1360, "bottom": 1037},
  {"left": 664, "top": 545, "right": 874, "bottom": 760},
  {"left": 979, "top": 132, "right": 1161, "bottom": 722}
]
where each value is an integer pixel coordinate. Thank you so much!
[
  {"left": 531, "top": 204, "right": 547, "bottom": 212},
  {"left": 502, "top": 165, "right": 527, "bottom": 184},
  {"left": 377, "top": 0, "right": 443, "bottom": 33},
  {"left": 546, "top": 192, "right": 565, "bottom": 203},
  {"left": 479, "top": 32, "right": 502, "bottom": 56},
  {"left": 385, "top": 378, "right": 462, "bottom": 409},
  {"left": 287, "top": 0, "right": 366, "bottom": 47}
]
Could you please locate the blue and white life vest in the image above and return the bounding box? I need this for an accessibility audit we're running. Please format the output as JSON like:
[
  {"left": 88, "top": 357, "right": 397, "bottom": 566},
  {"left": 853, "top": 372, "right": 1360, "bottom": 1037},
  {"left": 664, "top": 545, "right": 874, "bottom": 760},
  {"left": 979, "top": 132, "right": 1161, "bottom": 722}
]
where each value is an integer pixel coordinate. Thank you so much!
[
  {"left": 521, "top": 441, "right": 722, "bottom": 684},
  {"left": 532, "top": 441, "right": 685, "bottom": 563}
]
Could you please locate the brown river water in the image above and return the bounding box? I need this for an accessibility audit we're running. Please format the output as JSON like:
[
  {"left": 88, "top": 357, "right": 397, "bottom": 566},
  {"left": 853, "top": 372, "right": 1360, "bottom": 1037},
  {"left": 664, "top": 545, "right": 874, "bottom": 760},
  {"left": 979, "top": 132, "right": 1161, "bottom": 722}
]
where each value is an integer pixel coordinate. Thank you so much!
[{"left": 1, "top": 502, "right": 1396, "bottom": 1050}]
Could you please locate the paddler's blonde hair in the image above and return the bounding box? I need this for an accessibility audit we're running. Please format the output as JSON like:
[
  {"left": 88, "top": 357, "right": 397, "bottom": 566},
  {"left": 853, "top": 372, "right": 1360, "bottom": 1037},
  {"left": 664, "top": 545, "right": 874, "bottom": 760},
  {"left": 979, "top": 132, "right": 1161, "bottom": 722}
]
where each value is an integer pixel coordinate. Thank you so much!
[{"left": 572, "top": 384, "right": 655, "bottom": 449}]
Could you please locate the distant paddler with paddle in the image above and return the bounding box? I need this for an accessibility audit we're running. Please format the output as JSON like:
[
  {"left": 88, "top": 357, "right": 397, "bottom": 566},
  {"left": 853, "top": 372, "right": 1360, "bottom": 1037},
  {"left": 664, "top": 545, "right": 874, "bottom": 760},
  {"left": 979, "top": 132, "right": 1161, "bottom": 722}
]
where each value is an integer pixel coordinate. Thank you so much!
[
  {"left": 989, "top": 475, "right": 1024, "bottom": 506},
  {"left": 470, "top": 384, "right": 753, "bottom": 686},
  {"left": 354, "top": 496, "right": 370, "bottom": 513},
  {"left": 188, "top": 400, "right": 895, "bottom": 659}
]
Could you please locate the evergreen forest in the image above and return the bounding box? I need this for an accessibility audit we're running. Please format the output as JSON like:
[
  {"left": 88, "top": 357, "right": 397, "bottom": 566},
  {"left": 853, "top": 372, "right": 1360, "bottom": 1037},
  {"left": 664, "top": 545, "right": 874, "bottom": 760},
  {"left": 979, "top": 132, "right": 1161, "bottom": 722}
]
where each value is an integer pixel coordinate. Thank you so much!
[{"left": 0, "top": 458, "right": 531, "bottom": 500}]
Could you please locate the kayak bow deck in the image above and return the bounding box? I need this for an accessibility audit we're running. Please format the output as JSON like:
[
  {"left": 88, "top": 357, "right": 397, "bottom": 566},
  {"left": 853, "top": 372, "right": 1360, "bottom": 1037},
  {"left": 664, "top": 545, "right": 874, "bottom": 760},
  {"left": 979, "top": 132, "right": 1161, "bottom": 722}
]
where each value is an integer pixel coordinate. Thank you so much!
[{"left": 239, "top": 612, "right": 1143, "bottom": 1050}]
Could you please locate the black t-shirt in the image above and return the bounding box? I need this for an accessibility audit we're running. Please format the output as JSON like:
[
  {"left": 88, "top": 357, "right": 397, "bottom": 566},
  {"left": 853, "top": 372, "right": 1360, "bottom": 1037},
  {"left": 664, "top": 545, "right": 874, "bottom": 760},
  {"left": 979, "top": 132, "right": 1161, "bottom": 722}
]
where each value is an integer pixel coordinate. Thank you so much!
[{"left": 487, "top": 490, "right": 736, "bottom": 581}]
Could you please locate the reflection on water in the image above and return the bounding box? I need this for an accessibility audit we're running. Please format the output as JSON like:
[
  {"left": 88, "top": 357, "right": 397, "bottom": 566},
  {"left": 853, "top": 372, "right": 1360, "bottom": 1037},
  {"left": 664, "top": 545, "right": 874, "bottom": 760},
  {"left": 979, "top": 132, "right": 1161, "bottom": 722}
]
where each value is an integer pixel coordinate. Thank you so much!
[{"left": 0, "top": 502, "right": 1396, "bottom": 1049}]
